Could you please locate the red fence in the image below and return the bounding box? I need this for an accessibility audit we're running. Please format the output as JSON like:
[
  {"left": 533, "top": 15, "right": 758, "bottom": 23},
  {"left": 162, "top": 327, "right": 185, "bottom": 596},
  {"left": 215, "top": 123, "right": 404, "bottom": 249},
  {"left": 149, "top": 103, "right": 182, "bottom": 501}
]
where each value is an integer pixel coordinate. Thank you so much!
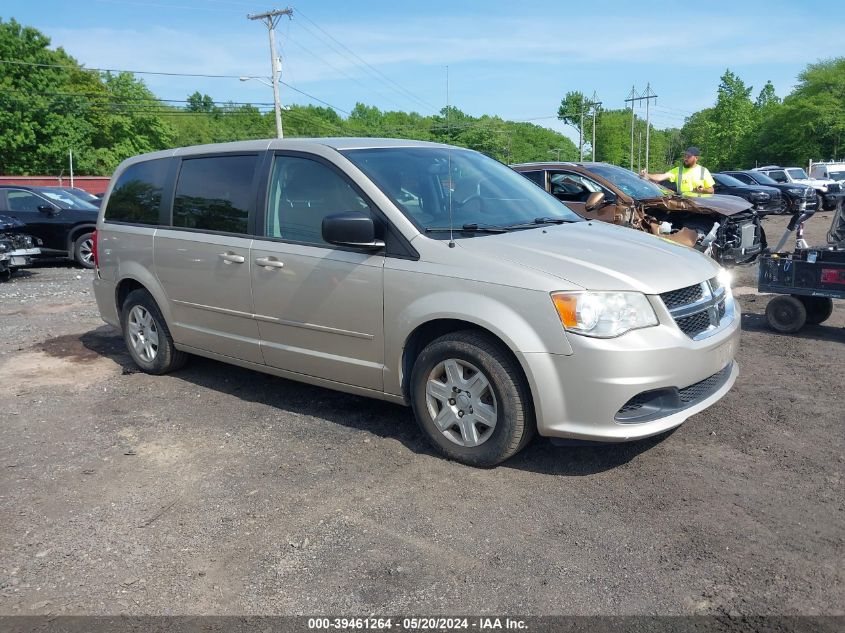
[{"left": 0, "top": 176, "right": 111, "bottom": 194}]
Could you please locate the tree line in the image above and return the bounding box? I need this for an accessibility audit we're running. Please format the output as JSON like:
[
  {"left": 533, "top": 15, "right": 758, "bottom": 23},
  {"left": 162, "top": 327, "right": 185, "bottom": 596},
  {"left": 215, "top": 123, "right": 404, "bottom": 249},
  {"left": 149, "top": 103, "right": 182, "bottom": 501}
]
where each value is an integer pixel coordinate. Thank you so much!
[{"left": 1, "top": 18, "right": 842, "bottom": 177}]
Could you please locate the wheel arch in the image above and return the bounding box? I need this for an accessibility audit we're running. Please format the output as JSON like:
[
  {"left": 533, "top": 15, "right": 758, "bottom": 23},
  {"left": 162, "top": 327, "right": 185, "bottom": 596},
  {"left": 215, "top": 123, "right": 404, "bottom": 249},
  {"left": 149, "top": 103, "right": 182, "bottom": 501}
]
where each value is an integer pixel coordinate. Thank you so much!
[
  {"left": 66, "top": 223, "right": 96, "bottom": 255},
  {"left": 113, "top": 271, "right": 174, "bottom": 332},
  {"left": 400, "top": 318, "right": 536, "bottom": 413}
]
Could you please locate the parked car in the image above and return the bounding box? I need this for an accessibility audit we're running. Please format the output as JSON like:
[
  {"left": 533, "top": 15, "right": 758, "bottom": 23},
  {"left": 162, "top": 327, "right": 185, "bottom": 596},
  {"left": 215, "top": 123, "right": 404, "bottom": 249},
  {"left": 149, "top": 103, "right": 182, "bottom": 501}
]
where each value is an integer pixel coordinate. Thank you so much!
[
  {"left": 511, "top": 161, "right": 764, "bottom": 265},
  {"left": 720, "top": 169, "right": 816, "bottom": 215},
  {"left": 809, "top": 161, "right": 845, "bottom": 183},
  {"left": 0, "top": 185, "right": 99, "bottom": 268},
  {"left": 710, "top": 172, "right": 784, "bottom": 215},
  {"left": 753, "top": 165, "right": 842, "bottom": 210},
  {"left": 93, "top": 138, "right": 740, "bottom": 467},
  {"left": 0, "top": 214, "right": 41, "bottom": 280}
]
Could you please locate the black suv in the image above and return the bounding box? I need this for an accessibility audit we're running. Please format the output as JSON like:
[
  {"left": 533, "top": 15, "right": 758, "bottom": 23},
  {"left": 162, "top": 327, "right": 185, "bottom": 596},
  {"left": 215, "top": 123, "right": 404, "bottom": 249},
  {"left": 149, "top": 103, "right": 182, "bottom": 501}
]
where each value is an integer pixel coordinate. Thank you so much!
[
  {"left": 721, "top": 170, "right": 817, "bottom": 215},
  {"left": 711, "top": 172, "right": 784, "bottom": 216},
  {"left": 0, "top": 186, "right": 99, "bottom": 268}
]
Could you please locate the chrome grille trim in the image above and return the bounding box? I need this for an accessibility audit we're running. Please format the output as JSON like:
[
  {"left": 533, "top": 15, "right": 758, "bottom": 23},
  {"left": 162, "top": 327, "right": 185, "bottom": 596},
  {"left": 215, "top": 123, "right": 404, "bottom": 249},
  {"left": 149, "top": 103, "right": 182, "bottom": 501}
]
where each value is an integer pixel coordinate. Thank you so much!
[{"left": 660, "top": 277, "right": 734, "bottom": 341}]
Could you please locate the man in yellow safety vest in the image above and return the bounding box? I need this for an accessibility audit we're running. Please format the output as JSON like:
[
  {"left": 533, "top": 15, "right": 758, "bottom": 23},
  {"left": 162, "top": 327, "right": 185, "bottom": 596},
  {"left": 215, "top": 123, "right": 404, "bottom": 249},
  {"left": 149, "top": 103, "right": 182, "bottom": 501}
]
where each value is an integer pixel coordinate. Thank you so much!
[{"left": 640, "top": 146, "right": 715, "bottom": 194}]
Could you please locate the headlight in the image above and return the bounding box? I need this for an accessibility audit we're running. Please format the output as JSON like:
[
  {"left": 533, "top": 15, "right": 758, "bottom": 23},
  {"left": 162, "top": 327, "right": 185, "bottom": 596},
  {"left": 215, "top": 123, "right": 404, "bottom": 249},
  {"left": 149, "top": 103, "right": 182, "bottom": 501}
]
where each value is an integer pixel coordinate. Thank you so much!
[
  {"left": 787, "top": 188, "right": 804, "bottom": 195},
  {"left": 551, "top": 291, "right": 658, "bottom": 338},
  {"left": 717, "top": 267, "right": 733, "bottom": 290},
  {"left": 0, "top": 243, "right": 7, "bottom": 252}
]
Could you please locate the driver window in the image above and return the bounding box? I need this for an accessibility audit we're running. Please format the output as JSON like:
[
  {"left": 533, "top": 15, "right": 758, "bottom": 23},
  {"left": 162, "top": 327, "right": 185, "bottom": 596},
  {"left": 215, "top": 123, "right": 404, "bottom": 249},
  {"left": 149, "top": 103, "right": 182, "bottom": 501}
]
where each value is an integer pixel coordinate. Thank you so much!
[
  {"left": 7, "top": 190, "right": 44, "bottom": 212},
  {"left": 266, "top": 156, "right": 372, "bottom": 246},
  {"left": 768, "top": 171, "right": 787, "bottom": 183},
  {"left": 549, "top": 172, "right": 604, "bottom": 202}
]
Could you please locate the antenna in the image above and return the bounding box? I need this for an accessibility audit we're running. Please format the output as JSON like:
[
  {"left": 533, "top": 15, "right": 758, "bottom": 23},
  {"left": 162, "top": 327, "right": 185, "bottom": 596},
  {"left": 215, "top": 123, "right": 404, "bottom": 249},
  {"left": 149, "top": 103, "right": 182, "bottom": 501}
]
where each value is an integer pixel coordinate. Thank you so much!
[{"left": 446, "top": 65, "right": 455, "bottom": 248}]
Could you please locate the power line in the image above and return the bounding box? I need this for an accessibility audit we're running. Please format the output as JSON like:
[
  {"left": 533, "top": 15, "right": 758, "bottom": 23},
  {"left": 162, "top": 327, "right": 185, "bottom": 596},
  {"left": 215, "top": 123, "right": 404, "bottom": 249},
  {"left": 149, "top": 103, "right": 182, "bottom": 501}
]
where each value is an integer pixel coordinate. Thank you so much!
[
  {"left": 294, "top": 8, "right": 438, "bottom": 114},
  {"left": 0, "top": 59, "right": 351, "bottom": 114}
]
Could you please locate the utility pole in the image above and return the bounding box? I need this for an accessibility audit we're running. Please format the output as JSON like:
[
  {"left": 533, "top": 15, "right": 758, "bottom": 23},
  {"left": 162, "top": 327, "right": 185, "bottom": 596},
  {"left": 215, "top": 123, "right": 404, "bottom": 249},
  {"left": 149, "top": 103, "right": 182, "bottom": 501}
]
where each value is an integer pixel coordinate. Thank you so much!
[
  {"left": 578, "top": 105, "right": 584, "bottom": 161},
  {"left": 248, "top": 7, "right": 292, "bottom": 139},
  {"left": 625, "top": 86, "right": 637, "bottom": 171},
  {"left": 69, "top": 149, "right": 74, "bottom": 188},
  {"left": 642, "top": 83, "right": 657, "bottom": 170},
  {"left": 587, "top": 92, "right": 602, "bottom": 161},
  {"left": 625, "top": 84, "right": 658, "bottom": 171},
  {"left": 637, "top": 130, "right": 643, "bottom": 173},
  {"left": 548, "top": 148, "right": 564, "bottom": 161}
]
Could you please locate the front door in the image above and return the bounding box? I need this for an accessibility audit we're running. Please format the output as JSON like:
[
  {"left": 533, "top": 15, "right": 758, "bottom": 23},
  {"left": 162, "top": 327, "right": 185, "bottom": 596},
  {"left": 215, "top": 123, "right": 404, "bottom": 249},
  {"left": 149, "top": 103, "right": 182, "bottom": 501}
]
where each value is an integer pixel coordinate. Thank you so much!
[
  {"left": 250, "top": 153, "right": 385, "bottom": 391},
  {"left": 0, "top": 189, "right": 65, "bottom": 251},
  {"left": 154, "top": 154, "right": 263, "bottom": 364},
  {"left": 548, "top": 171, "right": 620, "bottom": 223}
]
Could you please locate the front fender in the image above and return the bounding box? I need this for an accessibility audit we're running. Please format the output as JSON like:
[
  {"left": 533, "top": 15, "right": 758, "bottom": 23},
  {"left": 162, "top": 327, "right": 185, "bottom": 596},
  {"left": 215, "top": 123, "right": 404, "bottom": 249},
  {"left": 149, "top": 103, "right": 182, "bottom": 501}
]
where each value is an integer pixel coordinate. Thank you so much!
[{"left": 383, "top": 273, "right": 573, "bottom": 396}]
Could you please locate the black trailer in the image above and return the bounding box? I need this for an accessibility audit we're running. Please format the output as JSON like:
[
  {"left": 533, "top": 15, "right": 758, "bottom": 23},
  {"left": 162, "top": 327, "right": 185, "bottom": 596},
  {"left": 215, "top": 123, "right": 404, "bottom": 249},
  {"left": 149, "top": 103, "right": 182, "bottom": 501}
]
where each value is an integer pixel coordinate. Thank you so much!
[{"left": 758, "top": 201, "right": 845, "bottom": 332}]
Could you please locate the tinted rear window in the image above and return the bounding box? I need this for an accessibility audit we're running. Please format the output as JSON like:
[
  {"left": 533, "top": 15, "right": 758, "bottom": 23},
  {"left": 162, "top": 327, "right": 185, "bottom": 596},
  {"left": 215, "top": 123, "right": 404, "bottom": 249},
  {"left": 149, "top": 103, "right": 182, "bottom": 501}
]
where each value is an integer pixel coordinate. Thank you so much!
[
  {"left": 173, "top": 155, "right": 258, "bottom": 234},
  {"left": 104, "top": 158, "right": 169, "bottom": 225}
]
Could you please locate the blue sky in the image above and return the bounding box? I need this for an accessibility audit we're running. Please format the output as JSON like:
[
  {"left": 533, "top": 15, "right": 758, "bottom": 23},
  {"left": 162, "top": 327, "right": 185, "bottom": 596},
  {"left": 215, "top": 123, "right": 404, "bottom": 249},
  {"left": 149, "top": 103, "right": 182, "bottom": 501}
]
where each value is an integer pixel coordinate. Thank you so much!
[{"left": 3, "top": 0, "right": 840, "bottom": 142}]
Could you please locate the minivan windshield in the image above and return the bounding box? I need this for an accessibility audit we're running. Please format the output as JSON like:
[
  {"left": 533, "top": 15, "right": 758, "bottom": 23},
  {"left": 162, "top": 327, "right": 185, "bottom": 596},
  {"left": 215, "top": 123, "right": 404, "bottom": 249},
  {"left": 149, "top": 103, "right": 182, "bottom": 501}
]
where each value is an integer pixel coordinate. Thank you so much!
[
  {"left": 584, "top": 163, "right": 672, "bottom": 200},
  {"left": 342, "top": 147, "right": 582, "bottom": 235}
]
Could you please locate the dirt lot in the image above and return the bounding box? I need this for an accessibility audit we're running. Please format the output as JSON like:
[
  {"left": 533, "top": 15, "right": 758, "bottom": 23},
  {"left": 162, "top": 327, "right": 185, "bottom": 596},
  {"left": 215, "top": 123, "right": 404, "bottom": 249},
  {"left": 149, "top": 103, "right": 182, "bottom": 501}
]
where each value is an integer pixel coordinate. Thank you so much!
[{"left": 0, "top": 214, "right": 842, "bottom": 618}]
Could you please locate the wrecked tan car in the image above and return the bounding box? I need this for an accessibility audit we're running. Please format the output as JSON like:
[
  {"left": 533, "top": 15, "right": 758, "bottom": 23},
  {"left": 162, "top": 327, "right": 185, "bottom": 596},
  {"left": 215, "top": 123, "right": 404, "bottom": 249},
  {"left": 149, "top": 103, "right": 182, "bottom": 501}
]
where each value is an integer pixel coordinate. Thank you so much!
[{"left": 512, "top": 161, "right": 764, "bottom": 265}]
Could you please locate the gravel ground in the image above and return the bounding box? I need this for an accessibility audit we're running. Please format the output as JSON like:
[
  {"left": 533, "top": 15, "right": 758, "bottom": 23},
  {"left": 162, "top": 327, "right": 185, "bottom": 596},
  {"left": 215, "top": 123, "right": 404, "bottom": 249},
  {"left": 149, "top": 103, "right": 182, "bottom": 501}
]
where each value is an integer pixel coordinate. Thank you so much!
[{"left": 0, "top": 214, "right": 842, "bottom": 617}]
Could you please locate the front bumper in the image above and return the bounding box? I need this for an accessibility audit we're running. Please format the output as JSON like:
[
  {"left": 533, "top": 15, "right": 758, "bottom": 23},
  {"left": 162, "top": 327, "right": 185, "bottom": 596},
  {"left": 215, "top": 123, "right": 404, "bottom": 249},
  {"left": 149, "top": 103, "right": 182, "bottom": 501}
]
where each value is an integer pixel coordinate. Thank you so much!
[
  {"left": 7, "top": 247, "right": 40, "bottom": 268},
  {"left": 521, "top": 295, "right": 741, "bottom": 442}
]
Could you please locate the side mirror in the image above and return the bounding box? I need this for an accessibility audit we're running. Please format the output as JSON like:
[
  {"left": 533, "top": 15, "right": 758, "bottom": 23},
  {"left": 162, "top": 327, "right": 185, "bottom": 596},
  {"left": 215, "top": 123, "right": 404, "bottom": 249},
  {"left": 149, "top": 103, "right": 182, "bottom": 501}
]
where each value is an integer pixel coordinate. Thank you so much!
[
  {"left": 584, "top": 191, "right": 606, "bottom": 211},
  {"left": 38, "top": 204, "right": 57, "bottom": 215},
  {"left": 322, "top": 212, "right": 385, "bottom": 250}
]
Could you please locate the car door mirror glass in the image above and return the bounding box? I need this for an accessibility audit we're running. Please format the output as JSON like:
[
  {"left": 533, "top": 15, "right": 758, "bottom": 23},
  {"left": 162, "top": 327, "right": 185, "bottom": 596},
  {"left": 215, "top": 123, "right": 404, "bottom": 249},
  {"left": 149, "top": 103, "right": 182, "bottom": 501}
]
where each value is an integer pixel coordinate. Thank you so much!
[
  {"left": 321, "top": 212, "right": 385, "bottom": 250},
  {"left": 38, "top": 204, "right": 57, "bottom": 215}
]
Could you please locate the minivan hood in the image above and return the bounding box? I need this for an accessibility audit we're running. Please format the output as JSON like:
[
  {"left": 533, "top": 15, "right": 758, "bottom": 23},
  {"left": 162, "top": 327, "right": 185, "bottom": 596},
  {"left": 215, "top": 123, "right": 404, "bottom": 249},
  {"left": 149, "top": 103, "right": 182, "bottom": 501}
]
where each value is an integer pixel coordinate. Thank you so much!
[
  {"left": 639, "top": 193, "right": 753, "bottom": 216},
  {"left": 456, "top": 221, "right": 720, "bottom": 294}
]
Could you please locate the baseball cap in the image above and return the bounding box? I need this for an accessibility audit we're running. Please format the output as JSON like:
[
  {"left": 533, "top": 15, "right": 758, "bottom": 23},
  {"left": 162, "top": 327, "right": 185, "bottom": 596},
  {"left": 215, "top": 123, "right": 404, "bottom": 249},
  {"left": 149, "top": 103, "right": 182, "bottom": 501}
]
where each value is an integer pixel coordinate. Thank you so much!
[{"left": 684, "top": 146, "right": 701, "bottom": 156}]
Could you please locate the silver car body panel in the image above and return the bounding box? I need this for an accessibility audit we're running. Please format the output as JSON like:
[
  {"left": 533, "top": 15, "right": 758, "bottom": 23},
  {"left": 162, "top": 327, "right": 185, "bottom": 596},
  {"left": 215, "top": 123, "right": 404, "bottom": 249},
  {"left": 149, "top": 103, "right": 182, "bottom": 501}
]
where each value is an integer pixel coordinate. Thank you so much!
[{"left": 94, "top": 138, "right": 739, "bottom": 442}]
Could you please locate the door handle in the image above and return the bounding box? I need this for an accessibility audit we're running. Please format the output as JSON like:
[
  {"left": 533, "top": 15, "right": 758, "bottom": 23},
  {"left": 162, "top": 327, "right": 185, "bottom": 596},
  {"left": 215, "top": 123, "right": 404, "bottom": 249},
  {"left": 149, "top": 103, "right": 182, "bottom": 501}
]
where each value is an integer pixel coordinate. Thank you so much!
[
  {"left": 255, "top": 257, "right": 285, "bottom": 269},
  {"left": 219, "top": 252, "right": 245, "bottom": 264}
]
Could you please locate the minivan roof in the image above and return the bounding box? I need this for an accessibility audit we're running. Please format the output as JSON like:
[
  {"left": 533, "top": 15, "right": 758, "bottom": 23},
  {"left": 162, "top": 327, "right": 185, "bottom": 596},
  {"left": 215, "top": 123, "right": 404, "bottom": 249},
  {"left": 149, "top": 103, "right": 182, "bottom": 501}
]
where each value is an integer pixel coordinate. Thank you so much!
[{"left": 125, "top": 137, "right": 452, "bottom": 162}]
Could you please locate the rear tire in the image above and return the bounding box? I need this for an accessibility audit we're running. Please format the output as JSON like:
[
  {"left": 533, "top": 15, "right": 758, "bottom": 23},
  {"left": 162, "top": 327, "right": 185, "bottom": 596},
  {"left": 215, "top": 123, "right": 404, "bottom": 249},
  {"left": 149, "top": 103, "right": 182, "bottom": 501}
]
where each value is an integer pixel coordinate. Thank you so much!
[
  {"left": 410, "top": 330, "right": 535, "bottom": 467},
  {"left": 73, "top": 232, "right": 95, "bottom": 269},
  {"left": 121, "top": 289, "right": 187, "bottom": 374},
  {"left": 765, "top": 295, "right": 807, "bottom": 333},
  {"left": 798, "top": 296, "right": 834, "bottom": 325}
]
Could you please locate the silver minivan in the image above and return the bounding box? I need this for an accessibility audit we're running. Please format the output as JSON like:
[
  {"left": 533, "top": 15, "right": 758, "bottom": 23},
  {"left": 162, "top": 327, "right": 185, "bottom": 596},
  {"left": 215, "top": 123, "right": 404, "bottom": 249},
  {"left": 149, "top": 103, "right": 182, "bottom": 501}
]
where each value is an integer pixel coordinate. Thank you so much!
[{"left": 93, "top": 138, "right": 740, "bottom": 466}]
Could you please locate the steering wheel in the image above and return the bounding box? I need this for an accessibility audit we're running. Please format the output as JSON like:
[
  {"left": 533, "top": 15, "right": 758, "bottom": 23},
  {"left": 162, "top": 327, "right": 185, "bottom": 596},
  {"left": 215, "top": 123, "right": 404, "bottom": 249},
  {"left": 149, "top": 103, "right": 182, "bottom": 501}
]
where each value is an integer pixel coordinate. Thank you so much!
[{"left": 455, "top": 194, "right": 483, "bottom": 214}]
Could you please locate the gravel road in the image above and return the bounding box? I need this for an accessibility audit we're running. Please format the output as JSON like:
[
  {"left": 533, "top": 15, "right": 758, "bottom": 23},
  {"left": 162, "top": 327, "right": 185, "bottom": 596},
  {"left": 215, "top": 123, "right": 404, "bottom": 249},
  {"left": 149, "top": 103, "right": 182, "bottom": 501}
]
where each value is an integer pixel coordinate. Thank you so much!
[{"left": 0, "top": 214, "right": 842, "bottom": 618}]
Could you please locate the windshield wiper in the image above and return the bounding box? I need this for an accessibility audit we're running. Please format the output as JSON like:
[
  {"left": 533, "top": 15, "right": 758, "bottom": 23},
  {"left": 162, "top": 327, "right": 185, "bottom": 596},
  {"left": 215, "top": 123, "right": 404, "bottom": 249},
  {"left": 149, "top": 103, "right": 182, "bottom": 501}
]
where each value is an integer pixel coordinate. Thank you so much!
[
  {"left": 425, "top": 223, "right": 509, "bottom": 234},
  {"left": 502, "top": 217, "right": 578, "bottom": 230}
]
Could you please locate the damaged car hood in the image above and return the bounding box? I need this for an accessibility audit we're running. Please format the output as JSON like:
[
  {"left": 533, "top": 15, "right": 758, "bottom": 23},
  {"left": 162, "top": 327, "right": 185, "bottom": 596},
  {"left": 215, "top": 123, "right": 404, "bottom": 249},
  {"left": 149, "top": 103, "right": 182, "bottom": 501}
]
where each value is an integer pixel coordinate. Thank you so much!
[
  {"left": 639, "top": 193, "right": 752, "bottom": 216},
  {"left": 455, "top": 221, "right": 721, "bottom": 294}
]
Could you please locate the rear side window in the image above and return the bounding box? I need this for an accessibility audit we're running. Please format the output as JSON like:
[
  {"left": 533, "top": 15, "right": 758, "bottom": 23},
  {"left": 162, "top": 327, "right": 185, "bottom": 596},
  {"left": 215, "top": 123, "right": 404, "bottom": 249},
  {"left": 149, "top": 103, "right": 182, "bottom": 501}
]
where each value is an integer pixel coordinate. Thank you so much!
[
  {"left": 173, "top": 155, "right": 257, "bottom": 234},
  {"left": 104, "top": 158, "right": 169, "bottom": 225},
  {"left": 520, "top": 170, "right": 546, "bottom": 188},
  {"left": 730, "top": 173, "right": 753, "bottom": 184}
]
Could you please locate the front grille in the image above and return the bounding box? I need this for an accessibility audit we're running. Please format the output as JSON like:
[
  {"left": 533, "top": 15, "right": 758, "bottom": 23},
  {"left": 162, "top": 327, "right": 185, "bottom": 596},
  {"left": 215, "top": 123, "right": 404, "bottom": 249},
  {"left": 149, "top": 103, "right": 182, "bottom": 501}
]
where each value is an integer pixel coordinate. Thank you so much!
[
  {"left": 615, "top": 363, "right": 734, "bottom": 423},
  {"left": 676, "top": 311, "right": 711, "bottom": 337},
  {"left": 660, "top": 283, "right": 703, "bottom": 309},
  {"left": 829, "top": 182, "right": 841, "bottom": 194},
  {"left": 660, "top": 277, "right": 730, "bottom": 340}
]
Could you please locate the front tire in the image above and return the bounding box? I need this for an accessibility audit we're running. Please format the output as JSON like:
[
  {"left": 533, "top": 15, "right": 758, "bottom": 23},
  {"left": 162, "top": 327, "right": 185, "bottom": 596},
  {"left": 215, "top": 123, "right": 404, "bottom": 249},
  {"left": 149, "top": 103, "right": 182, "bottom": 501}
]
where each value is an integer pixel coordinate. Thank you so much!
[
  {"left": 73, "top": 232, "right": 95, "bottom": 269},
  {"left": 121, "top": 289, "right": 187, "bottom": 374},
  {"left": 410, "top": 330, "right": 534, "bottom": 467}
]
